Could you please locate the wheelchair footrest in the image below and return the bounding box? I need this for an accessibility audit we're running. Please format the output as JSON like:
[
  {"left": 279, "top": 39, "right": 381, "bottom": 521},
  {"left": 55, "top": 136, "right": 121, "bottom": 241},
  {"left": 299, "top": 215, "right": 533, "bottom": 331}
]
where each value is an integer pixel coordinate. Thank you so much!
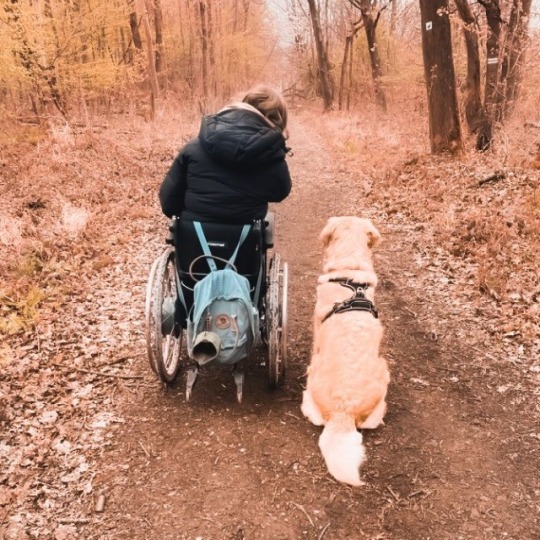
[
  {"left": 185, "top": 366, "right": 199, "bottom": 401},
  {"left": 233, "top": 368, "right": 244, "bottom": 403}
]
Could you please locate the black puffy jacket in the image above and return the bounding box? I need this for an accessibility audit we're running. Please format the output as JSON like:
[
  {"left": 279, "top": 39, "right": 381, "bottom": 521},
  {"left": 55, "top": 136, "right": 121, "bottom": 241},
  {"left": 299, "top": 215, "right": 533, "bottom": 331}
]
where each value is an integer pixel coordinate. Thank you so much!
[{"left": 159, "top": 107, "right": 292, "bottom": 223}]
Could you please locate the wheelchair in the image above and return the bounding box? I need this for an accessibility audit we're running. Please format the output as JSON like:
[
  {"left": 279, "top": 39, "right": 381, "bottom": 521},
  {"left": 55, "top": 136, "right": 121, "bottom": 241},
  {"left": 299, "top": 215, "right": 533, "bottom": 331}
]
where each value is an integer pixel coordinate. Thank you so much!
[{"left": 144, "top": 214, "right": 288, "bottom": 402}]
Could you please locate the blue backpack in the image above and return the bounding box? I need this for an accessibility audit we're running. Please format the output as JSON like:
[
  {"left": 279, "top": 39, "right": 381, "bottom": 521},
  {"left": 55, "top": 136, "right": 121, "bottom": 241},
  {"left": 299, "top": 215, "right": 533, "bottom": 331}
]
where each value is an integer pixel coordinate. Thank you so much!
[{"left": 186, "top": 223, "right": 260, "bottom": 366}]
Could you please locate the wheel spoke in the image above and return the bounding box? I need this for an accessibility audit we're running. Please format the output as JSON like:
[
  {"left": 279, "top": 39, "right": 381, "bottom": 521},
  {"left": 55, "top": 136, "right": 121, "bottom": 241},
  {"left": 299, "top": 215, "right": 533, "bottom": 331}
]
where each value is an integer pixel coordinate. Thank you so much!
[
  {"left": 267, "top": 253, "right": 287, "bottom": 388},
  {"left": 145, "top": 247, "right": 184, "bottom": 384}
]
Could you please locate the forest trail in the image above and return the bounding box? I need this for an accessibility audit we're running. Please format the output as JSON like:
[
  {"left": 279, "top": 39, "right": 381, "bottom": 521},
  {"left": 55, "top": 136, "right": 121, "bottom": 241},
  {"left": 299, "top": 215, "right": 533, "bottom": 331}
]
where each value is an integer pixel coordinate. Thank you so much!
[{"left": 2, "top": 112, "right": 539, "bottom": 540}]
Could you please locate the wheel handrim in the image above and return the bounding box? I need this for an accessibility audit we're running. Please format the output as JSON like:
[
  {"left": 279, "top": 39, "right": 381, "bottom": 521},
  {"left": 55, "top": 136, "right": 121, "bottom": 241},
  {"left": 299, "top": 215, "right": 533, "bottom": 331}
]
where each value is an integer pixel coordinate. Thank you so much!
[
  {"left": 145, "top": 254, "right": 162, "bottom": 374},
  {"left": 268, "top": 253, "right": 286, "bottom": 387},
  {"left": 146, "top": 248, "right": 183, "bottom": 384},
  {"left": 280, "top": 262, "right": 288, "bottom": 375}
]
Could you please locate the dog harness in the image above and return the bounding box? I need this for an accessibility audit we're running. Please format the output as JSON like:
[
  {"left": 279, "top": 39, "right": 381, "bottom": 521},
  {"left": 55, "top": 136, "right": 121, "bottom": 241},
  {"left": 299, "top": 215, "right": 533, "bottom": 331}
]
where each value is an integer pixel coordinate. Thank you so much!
[{"left": 321, "top": 278, "right": 378, "bottom": 323}]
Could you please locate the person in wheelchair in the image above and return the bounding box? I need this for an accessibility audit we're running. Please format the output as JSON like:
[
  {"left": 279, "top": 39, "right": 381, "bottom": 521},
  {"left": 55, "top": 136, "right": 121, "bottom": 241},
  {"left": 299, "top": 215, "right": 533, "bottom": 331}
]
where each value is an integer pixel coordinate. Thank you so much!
[
  {"left": 158, "top": 84, "right": 291, "bottom": 353},
  {"left": 159, "top": 84, "right": 292, "bottom": 224},
  {"left": 149, "top": 86, "right": 291, "bottom": 399}
]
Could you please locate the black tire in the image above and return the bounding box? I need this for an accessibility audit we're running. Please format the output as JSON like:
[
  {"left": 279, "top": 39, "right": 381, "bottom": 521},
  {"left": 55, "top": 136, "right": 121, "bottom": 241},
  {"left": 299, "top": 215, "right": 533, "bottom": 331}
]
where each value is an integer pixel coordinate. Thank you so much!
[{"left": 145, "top": 248, "right": 184, "bottom": 384}]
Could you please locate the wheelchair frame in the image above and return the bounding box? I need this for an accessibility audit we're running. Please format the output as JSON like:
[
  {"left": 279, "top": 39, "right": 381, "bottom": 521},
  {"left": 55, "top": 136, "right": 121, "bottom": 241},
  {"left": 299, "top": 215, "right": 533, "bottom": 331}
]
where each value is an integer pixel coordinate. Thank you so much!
[{"left": 144, "top": 217, "right": 288, "bottom": 401}]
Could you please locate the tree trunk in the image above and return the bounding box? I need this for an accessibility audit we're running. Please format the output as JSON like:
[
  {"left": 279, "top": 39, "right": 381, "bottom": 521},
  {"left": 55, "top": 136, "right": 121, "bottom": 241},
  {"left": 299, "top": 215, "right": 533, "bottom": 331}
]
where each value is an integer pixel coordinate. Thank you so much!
[
  {"left": 184, "top": 0, "right": 195, "bottom": 91},
  {"left": 207, "top": 0, "right": 217, "bottom": 96},
  {"left": 154, "top": 0, "right": 163, "bottom": 73},
  {"left": 419, "top": 0, "right": 462, "bottom": 154},
  {"left": 498, "top": 0, "right": 533, "bottom": 120},
  {"left": 198, "top": 0, "right": 209, "bottom": 105},
  {"left": 136, "top": 0, "right": 160, "bottom": 116},
  {"left": 454, "top": 0, "right": 484, "bottom": 133},
  {"left": 347, "top": 32, "right": 354, "bottom": 110},
  {"left": 387, "top": 0, "right": 398, "bottom": 68},
  {"left": 338, "top": 35, "right": 352, "bottom": 110},
  {"left": 307, "top": 0, "right": 333, "bottom": 111},
  {"left": 476, "top": 0, "right": 502, "bottom": 151},
  {"left": 338, "top": 20, "right": 362, "bottom": 111},
  {"left": 359, "top": 1, "right": 387, "bottom": 111},
  {"left": 129, "top": 11, "right": 143, "bottom": 49}
]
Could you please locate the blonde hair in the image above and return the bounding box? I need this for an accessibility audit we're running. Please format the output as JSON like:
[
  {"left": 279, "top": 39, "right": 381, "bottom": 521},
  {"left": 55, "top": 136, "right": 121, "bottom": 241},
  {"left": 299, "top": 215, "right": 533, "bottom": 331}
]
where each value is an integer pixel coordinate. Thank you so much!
[{"left": 241, "top": 84, "right": 288, "bottom": 132}]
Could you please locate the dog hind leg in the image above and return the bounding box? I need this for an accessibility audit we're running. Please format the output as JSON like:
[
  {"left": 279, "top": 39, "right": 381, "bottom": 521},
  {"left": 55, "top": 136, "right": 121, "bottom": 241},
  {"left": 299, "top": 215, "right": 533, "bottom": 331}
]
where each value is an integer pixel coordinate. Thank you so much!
[
  {"left": 359, "top": 398, "right": 387, "bottom": 429},
  {"left": 301, "top": 389, "right": 325, "bottom": 426}
]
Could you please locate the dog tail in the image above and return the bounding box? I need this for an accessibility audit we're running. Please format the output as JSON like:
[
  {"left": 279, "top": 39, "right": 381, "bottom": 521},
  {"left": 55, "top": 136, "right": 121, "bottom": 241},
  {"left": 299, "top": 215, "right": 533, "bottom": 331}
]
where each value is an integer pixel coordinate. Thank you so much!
[{"left": 319, "top": 413, "right": 366, "bottom": 486}]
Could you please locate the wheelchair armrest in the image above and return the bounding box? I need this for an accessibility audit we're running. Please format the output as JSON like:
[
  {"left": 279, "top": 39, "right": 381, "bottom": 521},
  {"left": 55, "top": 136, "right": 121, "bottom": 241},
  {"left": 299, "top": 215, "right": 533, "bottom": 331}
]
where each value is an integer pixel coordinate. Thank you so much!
[
  {"left": 166, "top": 217, "right": 178, "bottom": 245},
  {"left": 263, "top": 212, "right": 275, "bottom": 248}
]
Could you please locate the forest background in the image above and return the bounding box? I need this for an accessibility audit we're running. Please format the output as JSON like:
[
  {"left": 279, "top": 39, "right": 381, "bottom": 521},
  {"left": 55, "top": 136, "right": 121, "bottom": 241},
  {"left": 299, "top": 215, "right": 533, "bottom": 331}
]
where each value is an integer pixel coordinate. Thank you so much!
[{"left": 2, "top": 0, "right": 540, "bottom": 338}]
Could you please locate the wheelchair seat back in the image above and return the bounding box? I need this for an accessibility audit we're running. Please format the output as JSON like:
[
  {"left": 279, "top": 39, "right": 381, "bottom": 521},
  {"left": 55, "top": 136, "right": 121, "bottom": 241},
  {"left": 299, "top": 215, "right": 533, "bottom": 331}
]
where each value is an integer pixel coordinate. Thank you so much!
[
  {"left": 174, "top": 220, "right": 263, "bottom": 281},
  {"left": 173, "top": 220, "right": 265, "bottom": 325}
]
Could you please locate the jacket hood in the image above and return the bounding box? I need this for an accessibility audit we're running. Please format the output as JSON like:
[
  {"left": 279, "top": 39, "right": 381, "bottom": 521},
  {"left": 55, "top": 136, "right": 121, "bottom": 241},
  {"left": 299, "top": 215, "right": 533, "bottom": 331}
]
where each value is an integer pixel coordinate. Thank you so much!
[{"left": 198, "top": 106, "right": 288, "bottom": 169}]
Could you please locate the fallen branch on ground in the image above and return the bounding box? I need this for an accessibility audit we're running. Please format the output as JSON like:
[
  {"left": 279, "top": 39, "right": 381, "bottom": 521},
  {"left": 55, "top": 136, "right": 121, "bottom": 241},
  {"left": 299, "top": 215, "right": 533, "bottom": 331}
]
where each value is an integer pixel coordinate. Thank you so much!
[{"left": 479, "top": 172, "right": 506, "bottom": 186}]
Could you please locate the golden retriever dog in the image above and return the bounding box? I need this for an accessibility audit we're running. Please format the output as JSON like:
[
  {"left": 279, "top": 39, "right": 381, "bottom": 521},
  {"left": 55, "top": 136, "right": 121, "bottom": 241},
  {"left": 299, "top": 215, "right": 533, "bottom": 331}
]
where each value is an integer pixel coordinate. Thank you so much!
[{"left": 301, "top": 216, "right": 390, "bottom": 486}]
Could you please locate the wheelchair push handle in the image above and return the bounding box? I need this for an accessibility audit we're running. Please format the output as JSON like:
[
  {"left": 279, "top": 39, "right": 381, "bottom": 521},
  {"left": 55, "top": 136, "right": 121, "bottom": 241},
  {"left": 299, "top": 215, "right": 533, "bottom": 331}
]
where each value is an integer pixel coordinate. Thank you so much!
[
  {"left": 166, "top": 216, "right": 179, "bottom": 245},
  {"left": 263, "top": 211, "right": 275, "bottom": 248}
]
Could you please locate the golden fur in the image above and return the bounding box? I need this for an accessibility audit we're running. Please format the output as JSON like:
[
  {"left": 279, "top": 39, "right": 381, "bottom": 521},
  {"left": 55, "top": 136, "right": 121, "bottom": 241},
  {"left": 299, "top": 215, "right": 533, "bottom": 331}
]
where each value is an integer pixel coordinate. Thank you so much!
[{"left": 301, "top": 217, "right": 390, "bottom": 486}]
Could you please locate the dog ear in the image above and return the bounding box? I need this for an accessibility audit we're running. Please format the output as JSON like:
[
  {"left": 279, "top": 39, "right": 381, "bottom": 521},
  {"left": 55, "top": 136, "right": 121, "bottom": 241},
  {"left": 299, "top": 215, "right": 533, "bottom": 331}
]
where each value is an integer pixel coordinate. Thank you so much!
[
  {"left": 320, "top": 217, "right": 339, "bottom": 249},
  {"left": 365, "top": 220, "right": 382, "bottom": 249}
]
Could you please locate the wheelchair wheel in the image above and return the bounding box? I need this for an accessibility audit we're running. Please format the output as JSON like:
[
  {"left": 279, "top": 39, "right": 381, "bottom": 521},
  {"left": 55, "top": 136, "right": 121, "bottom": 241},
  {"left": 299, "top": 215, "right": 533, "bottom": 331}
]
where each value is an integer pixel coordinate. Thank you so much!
[
  {"left": 267, "top": 253, "right": 288, "bottom": 388},
  {"left": 145, "top": 247, "right": 183, "bottom": 384}
]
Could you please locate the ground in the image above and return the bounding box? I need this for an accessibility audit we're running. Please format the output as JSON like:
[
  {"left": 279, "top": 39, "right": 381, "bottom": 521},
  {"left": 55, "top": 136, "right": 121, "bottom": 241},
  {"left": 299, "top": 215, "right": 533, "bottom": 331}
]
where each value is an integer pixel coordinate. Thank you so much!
[{"left": 1, "top": 107, "right": 539, "bottom": 540}]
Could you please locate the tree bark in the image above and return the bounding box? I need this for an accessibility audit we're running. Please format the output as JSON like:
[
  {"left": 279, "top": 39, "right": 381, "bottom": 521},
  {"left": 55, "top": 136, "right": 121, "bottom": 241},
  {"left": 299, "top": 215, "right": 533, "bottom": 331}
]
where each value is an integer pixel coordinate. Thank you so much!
[
  {"left": 388, "top": 0, "right": 398, "bottom": 67},
  {"left": 207, "top": 0, "right": 217, "bottom": 96},
  {"left": 338, "top": 19, "right": 362, "bottom": 111},
  {"left": 347, "top": 0, "right": 387, "bottom": 110},
  {"left": 338, "top": 35, "right": 352, "bottom": 110},
  {"left": 136, "top": 0, "right": 160, "bottom": 116},
  {"left": 198, "top": 0, "right": 210, "bottom": 104},
  {"left": 154, "top": 0, "right": 163, "bottom": 73},
  {"left": 129, "top": 11, "right": 143, "bottom": 49},
  {"left": 476, "top": 0, "right": 502, "bottom": 151},
  {"left": 419, "top": 0, "right": 462, "bottom": 153},
  {"left": 454, "top": 0, "right": 484, "bottom": 133},
  {"left": 498, "top": 0, "right": 533, "bottom": 120},
  {"left": 359, "top": 1, "right": 387, "bottom": 111},
  {"left": 307, "top": 0, "right": 333, "bottom": 111}
]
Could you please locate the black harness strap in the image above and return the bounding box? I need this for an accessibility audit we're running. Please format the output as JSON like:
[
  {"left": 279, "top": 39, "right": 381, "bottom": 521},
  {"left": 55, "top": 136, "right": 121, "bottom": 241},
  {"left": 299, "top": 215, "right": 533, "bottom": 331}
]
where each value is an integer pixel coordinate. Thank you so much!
[{"left": 322, "top": 278, "right": 378, "bottom": 323}]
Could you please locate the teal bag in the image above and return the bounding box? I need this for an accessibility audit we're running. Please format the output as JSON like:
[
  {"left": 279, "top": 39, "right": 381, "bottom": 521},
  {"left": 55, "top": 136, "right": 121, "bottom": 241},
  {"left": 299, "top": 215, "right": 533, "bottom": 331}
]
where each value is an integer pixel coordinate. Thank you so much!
[{"left": 186, "top": 223, "right": 260, "bottom": 366}]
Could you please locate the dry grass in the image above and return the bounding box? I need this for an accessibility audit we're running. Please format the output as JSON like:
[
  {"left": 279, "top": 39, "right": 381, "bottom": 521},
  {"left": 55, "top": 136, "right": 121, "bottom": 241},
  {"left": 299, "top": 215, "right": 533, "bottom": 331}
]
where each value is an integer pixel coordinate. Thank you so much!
[
  {"left": 0, "top": 106, "right": 200, "bottom": 338},
  {"left": 315, "top": 98, "right": 540, "bottom": 350}
]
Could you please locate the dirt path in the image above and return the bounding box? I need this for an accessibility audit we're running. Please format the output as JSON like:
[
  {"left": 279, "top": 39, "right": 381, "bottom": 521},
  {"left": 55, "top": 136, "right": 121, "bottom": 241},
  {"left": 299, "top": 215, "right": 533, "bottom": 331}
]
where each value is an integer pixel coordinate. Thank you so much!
[
  {"left": 80, "top": 116, "right": 538, "bottom": 540},
  {"left": 2, "top": 114, "right": 539, "bottom": 540}
]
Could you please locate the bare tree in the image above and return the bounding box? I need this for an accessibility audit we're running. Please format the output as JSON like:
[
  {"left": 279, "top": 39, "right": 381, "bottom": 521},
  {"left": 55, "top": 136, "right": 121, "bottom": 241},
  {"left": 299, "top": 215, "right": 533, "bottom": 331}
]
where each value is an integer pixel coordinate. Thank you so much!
[
  {"left": 136, "top": 0, "right": 160, "bottom": 116},
  {"left": 129, "top": 0, "right": 143, "bottom": 50},
  {"left": 3, "top": 0, "right": 66, "bottom": 118},
  {"left": 198, "top": 0, "right": 210, "bottom": 104},
  {"left": 348, "top": 0, "right": 388, "bottom": 110},
  {"left": 497, "top": 0, "right": 533, "bottom": 120},
  {"left": 419, "top": 0, "right": 462, "bottom": 153},
  {"left": 338, "top": 18, "right": 363, "bottom": 110},
  {"left": 454, "top": 0, "right": 484, "bottom": 133},
  {"left": 306, "top": 0, "right": 333, "bottom": 110},
  {"left": 476, "top": 0, "right": 502, "bottom": 150},
  {"left": 154, "top": 0, "right": 163, "bottom": 73}
]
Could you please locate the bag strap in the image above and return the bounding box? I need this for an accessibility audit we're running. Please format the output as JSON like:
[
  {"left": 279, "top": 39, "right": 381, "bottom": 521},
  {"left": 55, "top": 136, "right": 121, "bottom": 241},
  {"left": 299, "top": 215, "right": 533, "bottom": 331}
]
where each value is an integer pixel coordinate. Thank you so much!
[
  {"left": 193, "top": 221, "right": 218, "bottom": 272},
  {"left": 193, "top": 221, "right": 251, "bottom": 272},
  {"left": 253, "top": 256, "right": 264, "bottom": 307},
  {"left": 228, "top": 224, "right": 251, "bottom": 266}
]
